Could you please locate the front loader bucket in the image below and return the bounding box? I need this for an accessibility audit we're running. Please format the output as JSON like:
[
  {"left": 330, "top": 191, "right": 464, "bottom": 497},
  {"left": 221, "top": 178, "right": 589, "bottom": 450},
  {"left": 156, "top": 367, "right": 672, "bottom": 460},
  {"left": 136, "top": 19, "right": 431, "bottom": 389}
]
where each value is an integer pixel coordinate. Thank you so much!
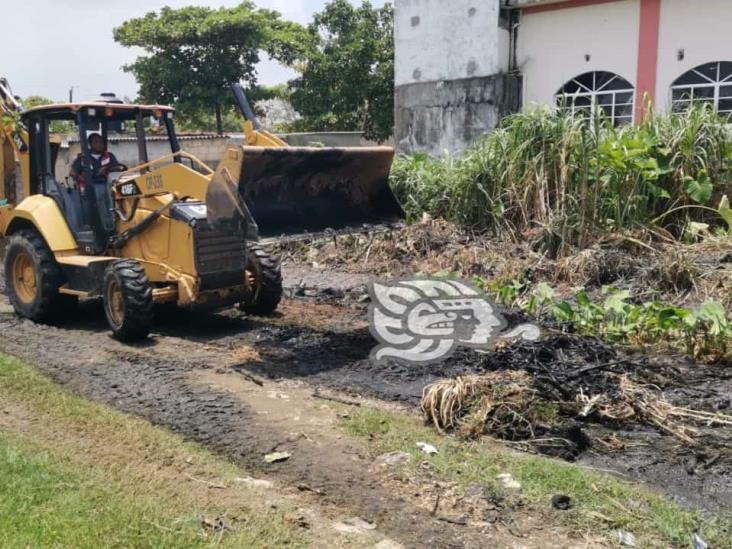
[{"left": 237, "top": 146, "right": 403, "bottom": 236}]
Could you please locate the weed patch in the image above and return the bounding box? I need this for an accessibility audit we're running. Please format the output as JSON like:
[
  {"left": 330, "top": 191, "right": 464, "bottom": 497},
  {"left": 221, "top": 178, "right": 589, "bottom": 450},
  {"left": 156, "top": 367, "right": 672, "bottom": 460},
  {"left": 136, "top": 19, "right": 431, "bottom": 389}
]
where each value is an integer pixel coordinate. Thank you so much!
[
  {"left": 390, "top": 104, "right": 732, "bottom": 256},
  {"left": 482, "top": 278, "right": 732, "bottom": 360},
  {"left": 344, "top": 407, "right": 732, "bottom": 548}
]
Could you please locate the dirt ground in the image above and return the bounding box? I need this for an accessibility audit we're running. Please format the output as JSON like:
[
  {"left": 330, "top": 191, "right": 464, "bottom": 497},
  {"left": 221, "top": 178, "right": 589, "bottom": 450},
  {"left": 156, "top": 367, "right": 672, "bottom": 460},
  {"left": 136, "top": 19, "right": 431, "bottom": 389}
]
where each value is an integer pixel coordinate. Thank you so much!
[
  {"left": 0, "top": 287, "right": 584, "bottom": 547},
  {"left": 0, "top": 224, "right": 730, "bottom": 546}
]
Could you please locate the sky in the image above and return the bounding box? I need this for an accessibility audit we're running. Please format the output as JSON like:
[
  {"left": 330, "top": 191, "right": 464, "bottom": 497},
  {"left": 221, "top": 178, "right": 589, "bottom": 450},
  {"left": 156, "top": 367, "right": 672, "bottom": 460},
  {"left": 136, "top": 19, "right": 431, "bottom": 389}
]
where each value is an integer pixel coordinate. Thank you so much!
[{"left": 1, "top": 0, "right": 385, "bottom": 102}]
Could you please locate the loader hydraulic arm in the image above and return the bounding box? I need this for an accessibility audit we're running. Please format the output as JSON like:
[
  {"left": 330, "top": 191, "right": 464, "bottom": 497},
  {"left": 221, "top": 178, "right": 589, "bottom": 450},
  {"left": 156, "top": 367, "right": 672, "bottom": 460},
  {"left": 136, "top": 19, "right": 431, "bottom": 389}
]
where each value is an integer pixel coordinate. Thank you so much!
[
  {"left": 0, "top": 78, "right": 28, "bottom": 154},
  {"left": 109, "top": 196, "right": 175, "bottom": 249},
  {"left": 231, "top": 84, "right": 288, "bottom": 148},
  {"left": 0, "top": 77, "right": 30, "bottom": 226}
]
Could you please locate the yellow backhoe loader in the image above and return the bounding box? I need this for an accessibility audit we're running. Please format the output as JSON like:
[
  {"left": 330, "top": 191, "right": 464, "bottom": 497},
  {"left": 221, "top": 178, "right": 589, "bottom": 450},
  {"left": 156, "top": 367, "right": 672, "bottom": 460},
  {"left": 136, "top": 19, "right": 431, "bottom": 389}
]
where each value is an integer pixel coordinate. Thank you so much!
[{"left": 0, "top": 79, "right": 402, "bottom": 340}]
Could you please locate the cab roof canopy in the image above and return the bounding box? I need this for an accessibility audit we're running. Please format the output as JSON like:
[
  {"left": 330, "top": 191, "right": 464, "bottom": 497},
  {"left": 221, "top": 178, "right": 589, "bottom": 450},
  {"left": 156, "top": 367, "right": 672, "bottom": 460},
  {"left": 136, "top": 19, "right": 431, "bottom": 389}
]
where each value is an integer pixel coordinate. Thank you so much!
[{"left": 22, "top": 102, "right": 175, "bottom": 121}]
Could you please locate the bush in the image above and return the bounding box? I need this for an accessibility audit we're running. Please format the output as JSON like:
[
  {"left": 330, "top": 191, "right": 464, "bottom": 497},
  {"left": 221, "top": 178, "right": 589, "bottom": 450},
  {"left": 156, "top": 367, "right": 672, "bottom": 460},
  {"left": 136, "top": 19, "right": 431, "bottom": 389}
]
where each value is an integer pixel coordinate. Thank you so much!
[{"left": 390, "top": 104, "right": 732, "bottom": 256}]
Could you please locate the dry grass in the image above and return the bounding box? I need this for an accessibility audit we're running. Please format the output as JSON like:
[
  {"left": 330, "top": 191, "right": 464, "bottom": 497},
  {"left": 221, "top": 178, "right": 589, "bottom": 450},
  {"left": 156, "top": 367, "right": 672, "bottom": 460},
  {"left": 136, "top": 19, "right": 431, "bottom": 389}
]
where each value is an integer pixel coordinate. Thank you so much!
[
  {"left": 281, "top": 218, "right": 732, "bottom": 310},
  {"left": 642, "top": 250, "right": 700, "bottom": 294},
  {"left": 421, "top": 371, "right": 556, "bottom": 441},
  {"left": 229, "top": 345, "right": 263, "bottom": 364},
  {"left": 279, "top": 217, "right": 543, "bottom": 281},
  {"left": 421, "top": 370, "right": 732, "bottom": 447},
  {"left": 579, "top": 375, "right": 732, "bottom": 445},
  {"left": 553, "top": 234, "right": 652, "bottom": 287}
]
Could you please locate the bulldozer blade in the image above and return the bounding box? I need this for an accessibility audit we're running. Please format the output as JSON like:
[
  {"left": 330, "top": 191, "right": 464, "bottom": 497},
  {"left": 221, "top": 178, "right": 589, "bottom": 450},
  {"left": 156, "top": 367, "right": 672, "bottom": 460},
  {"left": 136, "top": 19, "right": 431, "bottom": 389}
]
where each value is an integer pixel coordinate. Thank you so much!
[{"left": 237, "top": 146, "right": 403, "bottom": 236}]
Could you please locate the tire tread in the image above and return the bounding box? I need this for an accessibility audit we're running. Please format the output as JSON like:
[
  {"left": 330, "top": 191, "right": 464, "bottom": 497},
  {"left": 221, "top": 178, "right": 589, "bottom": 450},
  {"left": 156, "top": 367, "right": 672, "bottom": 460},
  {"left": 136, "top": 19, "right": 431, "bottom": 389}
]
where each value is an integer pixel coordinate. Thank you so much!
[
  {"left": 241, "top": 244, "right": 282, "bottom": 315},
  {"left": 3, "top": 229, "right": 76, "bottom": 322},
  {"left": 104, "top": 259, "right": 153, "bottom": 341}
]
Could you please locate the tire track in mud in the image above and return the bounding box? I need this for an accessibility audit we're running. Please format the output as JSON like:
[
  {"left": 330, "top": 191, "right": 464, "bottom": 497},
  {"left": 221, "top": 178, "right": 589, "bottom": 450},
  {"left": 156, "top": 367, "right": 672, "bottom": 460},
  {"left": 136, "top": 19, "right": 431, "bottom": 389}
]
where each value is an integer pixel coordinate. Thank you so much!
[
  {"left": 0, "top": 302, "right": 524, "bottom": 548},
  {"left": 1, "top": 262, "right": 730, "bottom": 521},
  {"left": 148, "top": 297, "right": 732, "bottom": 515}
]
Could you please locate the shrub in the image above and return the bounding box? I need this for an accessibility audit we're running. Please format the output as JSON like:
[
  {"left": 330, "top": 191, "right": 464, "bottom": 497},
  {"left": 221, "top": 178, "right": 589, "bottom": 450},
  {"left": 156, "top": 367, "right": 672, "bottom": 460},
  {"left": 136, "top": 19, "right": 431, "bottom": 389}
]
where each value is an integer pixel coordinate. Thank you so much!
[
  {"left": 485, "top": 278, "right": 731, "bottom": 360},
  {"left": 390, "top": 104, "right": 732, "bottom": 256}
]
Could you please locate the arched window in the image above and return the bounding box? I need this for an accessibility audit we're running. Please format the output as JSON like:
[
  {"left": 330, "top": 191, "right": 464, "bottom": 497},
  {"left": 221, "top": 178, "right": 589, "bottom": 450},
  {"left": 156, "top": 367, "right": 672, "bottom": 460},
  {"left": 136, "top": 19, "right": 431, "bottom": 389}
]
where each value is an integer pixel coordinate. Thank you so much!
[
  {"left": 556, "top": 71, "right": 635, "bottom": 126},
  {"left": 671, "top": 61, "right": 732, "bottom": 121}
]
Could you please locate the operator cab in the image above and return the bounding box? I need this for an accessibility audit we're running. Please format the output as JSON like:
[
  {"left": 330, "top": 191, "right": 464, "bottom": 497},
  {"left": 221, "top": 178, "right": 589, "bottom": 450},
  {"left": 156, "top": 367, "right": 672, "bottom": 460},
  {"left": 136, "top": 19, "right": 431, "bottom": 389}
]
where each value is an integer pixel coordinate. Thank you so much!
[{"left": 21, "top": 102, "right": 180, "bottom": 254}]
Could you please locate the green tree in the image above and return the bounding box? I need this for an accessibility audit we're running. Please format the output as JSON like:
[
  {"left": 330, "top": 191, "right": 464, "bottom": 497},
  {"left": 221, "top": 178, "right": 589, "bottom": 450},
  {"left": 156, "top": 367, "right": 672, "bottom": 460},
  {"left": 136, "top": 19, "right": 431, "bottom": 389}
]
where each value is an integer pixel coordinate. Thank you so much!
[
  {"left": 174, "top": 85, "right": 286, "bottom": 133},
  {"left": 288, "top": 0, "right": 394, "bottom": 142},
  {"left": 22, "top": 96, "right": 73, "bottom": 133},
  {"left": 113, "top": 2, "right": 308, "bottom": 134},
  {"left": 22, "top": 96, "right": 54, "bottom": 109}
]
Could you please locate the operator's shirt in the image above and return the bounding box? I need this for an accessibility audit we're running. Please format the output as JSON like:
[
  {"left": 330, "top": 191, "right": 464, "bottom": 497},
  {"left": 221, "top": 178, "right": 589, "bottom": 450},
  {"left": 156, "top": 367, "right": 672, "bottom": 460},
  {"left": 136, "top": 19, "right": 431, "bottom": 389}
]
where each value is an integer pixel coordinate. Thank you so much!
[{"left": 71, "top": 151, "right": 119, "bottom": 184}]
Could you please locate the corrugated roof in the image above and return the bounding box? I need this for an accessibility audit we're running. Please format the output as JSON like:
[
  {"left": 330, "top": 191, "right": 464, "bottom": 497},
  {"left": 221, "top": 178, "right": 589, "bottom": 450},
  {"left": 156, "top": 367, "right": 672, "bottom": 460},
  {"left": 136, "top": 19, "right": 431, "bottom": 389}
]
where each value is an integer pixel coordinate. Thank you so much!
[{"left": 63, "top": 132, "right": 242, "bottom": 144}]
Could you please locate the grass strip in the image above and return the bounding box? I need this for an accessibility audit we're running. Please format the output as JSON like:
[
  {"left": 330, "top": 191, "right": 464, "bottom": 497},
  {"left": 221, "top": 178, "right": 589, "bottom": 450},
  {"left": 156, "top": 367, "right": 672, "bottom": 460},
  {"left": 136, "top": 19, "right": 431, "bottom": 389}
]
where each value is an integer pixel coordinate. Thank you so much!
[
  {"left": 0, "top": 353, "right": 303, "bottom": 548},
  {"left": 344, "top": 407, "right": 731, "bottom": 548}
]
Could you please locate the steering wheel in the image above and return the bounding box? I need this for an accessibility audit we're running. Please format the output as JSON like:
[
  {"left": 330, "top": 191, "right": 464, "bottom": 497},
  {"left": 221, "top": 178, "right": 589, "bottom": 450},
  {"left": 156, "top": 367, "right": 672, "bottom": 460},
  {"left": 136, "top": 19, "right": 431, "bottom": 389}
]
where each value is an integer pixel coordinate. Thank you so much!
[{"left": 108, "top": 163, "right": 129, "bottom": 173}]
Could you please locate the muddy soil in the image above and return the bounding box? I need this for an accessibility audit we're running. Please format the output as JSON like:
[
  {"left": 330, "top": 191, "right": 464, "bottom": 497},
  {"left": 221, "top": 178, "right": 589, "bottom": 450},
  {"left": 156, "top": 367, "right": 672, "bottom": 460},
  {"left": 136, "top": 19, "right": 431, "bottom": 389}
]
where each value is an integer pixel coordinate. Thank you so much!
[
  {"left": 0, "top": 252, "right": 729, "bottom": 530},
  {"left": 192, "top": 293, "right": 732, "bottom": 513},
  {"left": 0, "top": 293, "right": 583, "bottom": 547}
]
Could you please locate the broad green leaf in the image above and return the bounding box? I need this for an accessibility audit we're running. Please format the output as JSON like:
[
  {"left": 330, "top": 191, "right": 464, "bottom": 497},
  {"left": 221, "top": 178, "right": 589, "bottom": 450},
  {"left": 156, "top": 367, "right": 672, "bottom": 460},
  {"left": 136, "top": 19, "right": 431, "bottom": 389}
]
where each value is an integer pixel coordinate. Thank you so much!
[
  {"left": 657, "top": 307, "right": 689, "bottom": 329},
  {"left": 719, "top": 195, "right": 732, "bottom": 232},
  {"left": 575, "top": 290, "right": 591, "bottom": 307},
  {"left": 683, "top": 175, "right": 714, "bottom": 204},
  {"left": 644, "top": 181, "right": 671, "bottom": 199},
  {"left": 604, "top": 290, "right": 631, "bottom": 314},
  {"left": 698, "top": 300, "right": 728, "bottom": 335},
  {"left": 535, "top": 282, "right": 555, "bottom": 303},
  {"left": 552, "top": 302, "right": 575, "bottom": 321}
]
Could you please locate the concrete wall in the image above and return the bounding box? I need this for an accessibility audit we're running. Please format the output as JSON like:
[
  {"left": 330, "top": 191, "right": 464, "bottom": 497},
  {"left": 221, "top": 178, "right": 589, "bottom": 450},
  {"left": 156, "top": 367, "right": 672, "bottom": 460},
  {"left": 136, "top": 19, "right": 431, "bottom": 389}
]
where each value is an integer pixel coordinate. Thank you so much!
[
  {"left": 395, "top": 0, "right": 502, "bottom": 86},
  {"left": 55, "top": 138, "right": 221, "bottom": 182},
  {"left": 517, "top": 0, "right": 732, "bottom": 110},
  {"left": 276, "top": 132, "right": 390, "bottom": 147},
  {"left": 394, "top": 0, "right": 519, "bottom": 155},
  {"left": 395, "top": 73, "right": 521, "bottom": 156},
  {"left": 655, "top": 0, "right": 732, "bottom": 110},
  {"left": 497, "top": 25, "right": 511, "bottom": 74},
  {"left": 54, "top": 132, "right": 383, "bottom": 181},
  {"left": 517, "top": 0, "right": 641, "bottom": 107}
]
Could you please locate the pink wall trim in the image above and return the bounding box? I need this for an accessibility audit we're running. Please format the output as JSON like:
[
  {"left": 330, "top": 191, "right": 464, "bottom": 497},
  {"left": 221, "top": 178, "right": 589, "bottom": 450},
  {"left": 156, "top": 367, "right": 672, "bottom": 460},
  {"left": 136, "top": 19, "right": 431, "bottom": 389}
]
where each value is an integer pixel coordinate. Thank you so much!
[
  {"left": 635, "top": 0, "right": 661, "bottom": 121},
  {"left": 521, "top": 0, "right": 621, "bottom": 15}
]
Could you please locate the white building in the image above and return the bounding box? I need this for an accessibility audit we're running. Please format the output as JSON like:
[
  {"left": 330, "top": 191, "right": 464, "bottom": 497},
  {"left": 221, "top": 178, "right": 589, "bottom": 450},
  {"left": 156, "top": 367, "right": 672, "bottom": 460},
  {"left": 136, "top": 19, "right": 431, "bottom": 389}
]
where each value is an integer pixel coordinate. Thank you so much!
[{"left": 395, "top": 0, "right": 732, "bottom": 155}]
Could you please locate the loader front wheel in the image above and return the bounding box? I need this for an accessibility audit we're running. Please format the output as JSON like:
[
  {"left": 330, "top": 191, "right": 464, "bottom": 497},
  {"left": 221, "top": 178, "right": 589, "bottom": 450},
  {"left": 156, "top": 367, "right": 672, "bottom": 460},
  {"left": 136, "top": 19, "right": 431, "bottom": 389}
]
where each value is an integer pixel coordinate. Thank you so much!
[
  {"left": 240, "top": 244, "right": 282, "bottom": 316},
  {"left": 103, "top": 259, "right": 153, "bottom": 342},
  {"left": 4, "top": 230, "right": 74, "bottom": 322}
]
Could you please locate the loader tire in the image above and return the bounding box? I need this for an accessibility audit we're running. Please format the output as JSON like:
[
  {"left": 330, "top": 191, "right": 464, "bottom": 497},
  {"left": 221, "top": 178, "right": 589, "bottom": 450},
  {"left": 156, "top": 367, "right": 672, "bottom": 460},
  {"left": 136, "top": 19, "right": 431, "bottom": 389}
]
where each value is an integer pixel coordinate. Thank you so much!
[
  {"left": 103, "top": 259, "right": 153, "bottom": 342},
  {"left": 4, "top": 229, "right": 76, "bottom": 322},
  {"left": 240, "top": 244, "right": 282, "bottom": 316}
]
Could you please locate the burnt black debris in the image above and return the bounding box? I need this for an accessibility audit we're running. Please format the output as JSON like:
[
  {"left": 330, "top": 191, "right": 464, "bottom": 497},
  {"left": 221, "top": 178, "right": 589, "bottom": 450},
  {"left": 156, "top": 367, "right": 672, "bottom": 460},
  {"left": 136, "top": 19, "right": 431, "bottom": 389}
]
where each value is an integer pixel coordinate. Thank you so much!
[{"left": 551, "top": 495, "right": 573, "bottom": 511}]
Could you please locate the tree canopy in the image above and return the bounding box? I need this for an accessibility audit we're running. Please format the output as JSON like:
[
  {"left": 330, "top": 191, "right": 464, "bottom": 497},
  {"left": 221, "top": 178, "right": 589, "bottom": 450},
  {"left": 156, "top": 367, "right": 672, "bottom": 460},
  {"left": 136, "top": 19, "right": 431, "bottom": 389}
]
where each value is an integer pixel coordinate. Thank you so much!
[
  {"left": 113, "top": 1, "right": 308, "bottom": 134},
  {"left": 288, "top": 0, "right": 394, "bottom": 142},
  {"left": 174, "top": 85, "right": 287, "bottom": 134},
  {"left": 22, "top": 96, "right": 73, "bottom": 133}
]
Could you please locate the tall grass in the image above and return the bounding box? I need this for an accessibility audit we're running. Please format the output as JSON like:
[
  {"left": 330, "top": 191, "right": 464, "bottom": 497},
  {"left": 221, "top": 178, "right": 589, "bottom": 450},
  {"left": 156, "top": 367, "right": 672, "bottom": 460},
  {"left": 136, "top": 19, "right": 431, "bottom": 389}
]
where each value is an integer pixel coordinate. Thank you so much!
[{"left": 390, "top": 104, "right": 732, "bottom": 256}]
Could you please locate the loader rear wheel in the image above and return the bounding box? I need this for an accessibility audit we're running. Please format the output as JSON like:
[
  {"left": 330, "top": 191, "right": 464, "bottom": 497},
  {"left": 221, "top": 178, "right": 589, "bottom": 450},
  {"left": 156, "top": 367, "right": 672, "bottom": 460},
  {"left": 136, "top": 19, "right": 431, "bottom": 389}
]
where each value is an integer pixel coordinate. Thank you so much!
[
  {"left": 103, "top": 259, "right": 153, "bottom": 342},
  {"left": 4, "top": 230, "right": 75, "bottom": 322},
  {"left": 240, "top": 244, "right": 282, "bottom": 316}
]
